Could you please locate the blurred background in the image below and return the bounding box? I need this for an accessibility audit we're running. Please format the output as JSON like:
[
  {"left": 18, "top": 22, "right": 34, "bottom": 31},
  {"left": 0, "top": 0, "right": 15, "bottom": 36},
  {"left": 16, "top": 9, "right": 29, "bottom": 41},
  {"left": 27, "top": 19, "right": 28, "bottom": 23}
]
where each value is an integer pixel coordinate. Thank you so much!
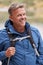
[{"left": 0, "top": 0, "right": 43, "bottom": 38}]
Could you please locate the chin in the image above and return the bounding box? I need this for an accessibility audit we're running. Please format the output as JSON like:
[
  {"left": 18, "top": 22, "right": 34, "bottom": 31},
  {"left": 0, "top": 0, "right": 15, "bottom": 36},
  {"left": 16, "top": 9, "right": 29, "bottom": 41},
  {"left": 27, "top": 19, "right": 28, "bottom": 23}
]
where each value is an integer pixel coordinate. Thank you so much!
[
  {"left": 21, "top": 23, "right": 25, "bottom": 27},
  {"left": 20, "top": 21, "right": 26, "bottom": 27}
]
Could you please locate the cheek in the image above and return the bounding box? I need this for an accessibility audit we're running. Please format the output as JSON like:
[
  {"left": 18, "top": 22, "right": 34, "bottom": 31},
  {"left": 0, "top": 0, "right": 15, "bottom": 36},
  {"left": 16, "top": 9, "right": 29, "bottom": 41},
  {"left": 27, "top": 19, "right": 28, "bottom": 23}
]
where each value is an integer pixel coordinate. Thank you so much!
[
  {"left": 12, "top": 17, "right": 18, "bottom": 22},
  {"left": 12, "top": 16, "right": 21, "bottom": 23},
  {"left": 13, "top": 18, "right": 19, "bottom": 24},
  {"left": 24, "top": 15, "right": 27, "bottom": 19}
]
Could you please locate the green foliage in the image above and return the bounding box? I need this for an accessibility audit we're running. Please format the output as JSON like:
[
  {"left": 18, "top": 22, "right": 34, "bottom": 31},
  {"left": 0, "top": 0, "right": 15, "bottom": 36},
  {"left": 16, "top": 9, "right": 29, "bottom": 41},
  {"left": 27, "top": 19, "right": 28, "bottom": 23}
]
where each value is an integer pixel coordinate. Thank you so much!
[
  {"left": 26, "top": 11, "right": 35, "bottom": 16},
  {"left": 0, "top": 0, "right": 43, "bottom": 23},
  {"left": 38, "top": 0, "right": 43, "bottom": 2},
  {"left": 27, "top": 18, "right": 43, "bottom": 23},
  {"left": 0, "top": 0, "right": 23, "bottom": 6},
  {"left": 0, "top": 12, "right": 8, "bottom": 22},
  {"left": 23, "top": 0, "right": 35, "bottom": 6}
]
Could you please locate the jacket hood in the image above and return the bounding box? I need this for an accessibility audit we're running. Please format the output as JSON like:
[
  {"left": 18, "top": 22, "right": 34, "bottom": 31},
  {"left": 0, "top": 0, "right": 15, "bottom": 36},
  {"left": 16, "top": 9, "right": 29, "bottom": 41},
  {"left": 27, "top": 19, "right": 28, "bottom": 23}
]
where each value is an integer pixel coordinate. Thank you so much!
[{"left": 5, "top": 19, "right": 30, "bottom": 34}]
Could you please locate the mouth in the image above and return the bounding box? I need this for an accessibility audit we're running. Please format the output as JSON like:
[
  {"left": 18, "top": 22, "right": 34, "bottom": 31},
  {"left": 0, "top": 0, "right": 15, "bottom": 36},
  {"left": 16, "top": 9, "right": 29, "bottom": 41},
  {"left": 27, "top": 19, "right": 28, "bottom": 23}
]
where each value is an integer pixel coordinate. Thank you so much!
[
  {"left": 20, "top": 18, "right": 26, "bottom": 22},
  {"left": 19, "top": 19, "right": 26, "bottom": 26}
]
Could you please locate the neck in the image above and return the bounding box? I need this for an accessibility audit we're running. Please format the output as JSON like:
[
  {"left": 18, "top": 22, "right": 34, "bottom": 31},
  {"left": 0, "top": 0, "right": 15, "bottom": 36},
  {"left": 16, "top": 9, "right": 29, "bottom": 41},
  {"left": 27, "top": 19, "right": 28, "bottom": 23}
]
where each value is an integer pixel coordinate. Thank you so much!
[{"left": 13, "top": 25, "right": 25, "bottom": 33}]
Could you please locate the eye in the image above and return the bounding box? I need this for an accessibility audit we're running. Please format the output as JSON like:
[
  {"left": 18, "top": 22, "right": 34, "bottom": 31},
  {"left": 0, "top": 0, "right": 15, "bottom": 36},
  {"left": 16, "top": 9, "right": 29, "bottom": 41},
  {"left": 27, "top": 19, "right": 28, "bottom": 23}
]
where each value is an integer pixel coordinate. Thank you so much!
[
  {"left": 23, "top": 13, "right": 26, "bottom": 16},
  {"left": 17, "top": 14, "right": 22, "bottom": 17}
]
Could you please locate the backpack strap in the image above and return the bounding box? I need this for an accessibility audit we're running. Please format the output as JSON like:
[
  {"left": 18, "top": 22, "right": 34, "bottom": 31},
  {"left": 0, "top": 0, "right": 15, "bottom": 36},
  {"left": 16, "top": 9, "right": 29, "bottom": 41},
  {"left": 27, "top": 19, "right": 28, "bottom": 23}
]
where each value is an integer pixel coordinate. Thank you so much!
[
  {"left": 26, "top": 25, "right": 40, "bottom": 57},
  {"left": 6, "top": 28, "right": 16, "bottom": 65},
  {"left": 6, "top": 28, "right": 16, "bottom": 47}
]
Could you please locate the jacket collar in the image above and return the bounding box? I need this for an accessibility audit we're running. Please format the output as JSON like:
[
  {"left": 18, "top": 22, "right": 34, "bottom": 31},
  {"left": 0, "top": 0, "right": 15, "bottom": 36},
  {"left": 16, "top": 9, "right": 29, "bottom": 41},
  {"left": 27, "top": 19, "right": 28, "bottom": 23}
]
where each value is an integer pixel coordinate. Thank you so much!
[{"left": 5, "top": 19, "right": 30, "bottom": 35}]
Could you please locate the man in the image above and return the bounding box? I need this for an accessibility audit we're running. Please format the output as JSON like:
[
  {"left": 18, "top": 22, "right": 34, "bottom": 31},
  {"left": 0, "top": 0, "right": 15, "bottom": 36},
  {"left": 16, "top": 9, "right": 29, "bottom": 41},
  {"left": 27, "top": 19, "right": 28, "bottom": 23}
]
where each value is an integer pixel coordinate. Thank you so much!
[{"left": 0, "top": 2, "right": 43, "bottom": 65}]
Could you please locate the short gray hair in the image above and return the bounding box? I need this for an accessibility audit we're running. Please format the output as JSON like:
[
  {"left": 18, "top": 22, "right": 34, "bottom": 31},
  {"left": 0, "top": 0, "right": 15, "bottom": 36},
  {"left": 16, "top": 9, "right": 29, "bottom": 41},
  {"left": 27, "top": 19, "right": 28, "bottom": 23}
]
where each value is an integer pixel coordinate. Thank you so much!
[{"left": 8, "top": 2, "right": 25, "bottom": 15}]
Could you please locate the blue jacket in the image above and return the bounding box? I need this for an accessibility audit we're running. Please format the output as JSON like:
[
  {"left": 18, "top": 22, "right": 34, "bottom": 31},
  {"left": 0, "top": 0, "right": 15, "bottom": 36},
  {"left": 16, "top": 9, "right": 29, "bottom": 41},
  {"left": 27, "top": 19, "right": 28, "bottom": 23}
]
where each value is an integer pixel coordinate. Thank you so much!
[{"left": 0, "top": 19, "right": 43, "bottom": 65}]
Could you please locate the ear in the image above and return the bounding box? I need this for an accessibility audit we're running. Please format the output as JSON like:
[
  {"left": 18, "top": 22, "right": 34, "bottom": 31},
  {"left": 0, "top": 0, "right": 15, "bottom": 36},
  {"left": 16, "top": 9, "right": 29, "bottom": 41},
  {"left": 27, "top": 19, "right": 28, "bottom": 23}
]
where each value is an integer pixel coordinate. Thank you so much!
[
  {"left": 9, "top": 15, "right": 13, "bottom": 21},
  {"left": 9, "top": 15, "right": 12, "bottom": 19}
]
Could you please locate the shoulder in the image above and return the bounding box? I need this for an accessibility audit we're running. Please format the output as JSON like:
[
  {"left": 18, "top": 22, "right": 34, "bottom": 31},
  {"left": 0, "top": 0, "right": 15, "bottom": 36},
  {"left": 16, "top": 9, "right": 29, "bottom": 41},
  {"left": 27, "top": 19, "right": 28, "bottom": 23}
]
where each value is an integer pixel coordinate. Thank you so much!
[
  {"left": 0, "top": 29, "right": 8, "bottom": 43},
  {"left": 31, "top": 26, "right": 39, "bottom": 32},
  {"left": 30, "top": 26, "right": 41, "bottom": 38},
  {"left": 26, "top": 22, "right": 41, "bottom": 38},
  {"left": 0, "top": 28, "right": 7, "bottom": 36}
]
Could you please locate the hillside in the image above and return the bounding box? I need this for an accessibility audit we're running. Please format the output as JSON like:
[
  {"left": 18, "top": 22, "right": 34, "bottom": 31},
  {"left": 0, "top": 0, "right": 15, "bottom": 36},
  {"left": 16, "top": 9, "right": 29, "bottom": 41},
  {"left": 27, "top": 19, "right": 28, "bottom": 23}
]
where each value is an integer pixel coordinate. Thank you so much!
[{"left": 0, "top": 0, "right": 43, "bottom": 22}]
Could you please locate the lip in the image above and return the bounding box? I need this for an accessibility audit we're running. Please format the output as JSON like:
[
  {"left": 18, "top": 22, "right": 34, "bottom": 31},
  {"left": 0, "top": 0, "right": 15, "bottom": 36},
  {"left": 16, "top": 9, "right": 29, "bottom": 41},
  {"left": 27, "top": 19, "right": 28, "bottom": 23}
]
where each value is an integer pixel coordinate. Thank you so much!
[
  {"left": 19, "top": 20, "right": 26, "bottom": 25},
  {"left": 19, "top": 20, "right": 25, "bottom": 24},
  {"left": 20, "top": 19, "right": 26, "bottom": 22}
]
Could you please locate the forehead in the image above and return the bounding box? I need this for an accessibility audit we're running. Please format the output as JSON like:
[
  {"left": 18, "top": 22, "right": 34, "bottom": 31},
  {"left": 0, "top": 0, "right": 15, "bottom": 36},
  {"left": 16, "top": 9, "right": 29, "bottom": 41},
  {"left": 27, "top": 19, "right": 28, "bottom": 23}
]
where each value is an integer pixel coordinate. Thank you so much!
[{"left": 12, "top": 8, "right": 26, "bottom": 14}]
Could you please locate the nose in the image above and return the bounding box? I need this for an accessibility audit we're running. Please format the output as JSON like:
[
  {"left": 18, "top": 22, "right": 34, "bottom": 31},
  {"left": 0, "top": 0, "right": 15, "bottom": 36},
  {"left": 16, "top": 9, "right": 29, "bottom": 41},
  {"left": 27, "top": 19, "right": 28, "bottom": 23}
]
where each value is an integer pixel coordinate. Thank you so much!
[
  {"left": 21, "top": 16, "right": 24, "bottom": 19},
  {"left": 21, "top": 15, "right": 26, "bottom": 19}
]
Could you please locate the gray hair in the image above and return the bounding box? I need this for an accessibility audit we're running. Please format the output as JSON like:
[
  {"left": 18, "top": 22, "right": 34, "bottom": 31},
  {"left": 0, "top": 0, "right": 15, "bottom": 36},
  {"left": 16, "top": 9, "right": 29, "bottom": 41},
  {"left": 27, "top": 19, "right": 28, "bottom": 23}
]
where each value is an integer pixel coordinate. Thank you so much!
[{"left": 8, "top": 2, "right": 25, "bottom": 15}]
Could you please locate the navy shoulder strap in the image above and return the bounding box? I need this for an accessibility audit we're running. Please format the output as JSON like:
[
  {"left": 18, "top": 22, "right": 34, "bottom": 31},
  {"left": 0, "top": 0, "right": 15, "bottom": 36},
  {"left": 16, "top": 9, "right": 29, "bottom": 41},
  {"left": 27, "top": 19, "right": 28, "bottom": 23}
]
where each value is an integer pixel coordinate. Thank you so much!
[
  {"left": 6, "top": 28, "right": 16, "bottom": 47},
  {"left": 25, "top": 22, "right": 40, "bottom": 56}
]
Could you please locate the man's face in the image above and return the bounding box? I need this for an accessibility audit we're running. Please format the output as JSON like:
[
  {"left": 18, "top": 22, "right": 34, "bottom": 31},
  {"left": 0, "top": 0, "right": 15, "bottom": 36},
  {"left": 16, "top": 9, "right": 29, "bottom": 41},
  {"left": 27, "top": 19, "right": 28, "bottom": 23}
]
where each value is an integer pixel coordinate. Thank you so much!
[{"left": 10, "top": 8, "right": 27, "bottom": 27}]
